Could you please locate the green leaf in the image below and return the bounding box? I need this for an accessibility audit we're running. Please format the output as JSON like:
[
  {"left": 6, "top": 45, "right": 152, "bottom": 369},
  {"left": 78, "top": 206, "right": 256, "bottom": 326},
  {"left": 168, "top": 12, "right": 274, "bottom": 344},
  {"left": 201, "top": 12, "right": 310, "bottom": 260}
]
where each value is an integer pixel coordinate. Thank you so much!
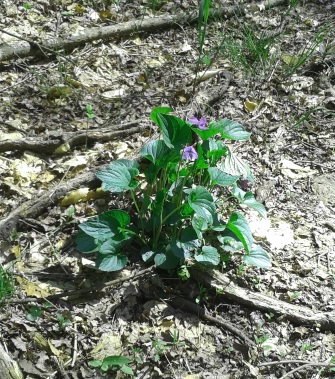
[
  {"left": 232, "top": 185, "right": 245, "bottom": 202},
  {"left": 226, "top": 212, "right": 252, "bottom": 253},
  {"left": 121, "top": 365, "right": 134, "bottom": 375},
  {"left": 26, "top": 306, "right": 41, "bottom": 321},
  {"left": 170, "top": 227, "right": 199, "bottom": 258},
  {"left": 156, "top": 114, "right": 192, "bottom": 149},
  {"left": 232, "top": 187, "right": 267, "bottom": 219},
  {"left": 208, "top": 167, "right": 240, "bottom": 186},
  {"left": 192, "top": 126, "right": 220, "bottom": 141},
  {"left": 88, "top": 360, "right": 103, "bottom": 368},
  {"left": 99, "top": 234, "right": 129, "bottom": 254},
  {"left": 154, "top": 251, "right": 180, "bottom": 269},
  {"left": 96, "top": 160, "right": 139, "bottom": 193},
  {"left": 100, "top": 210, "right": 130, "bottom": 229},
  {"left": 203, "top": 138, "right": 227, "bottom": 163},
  {"left": 242, "top": 192, "right": 267, "bottom": 219},
  {"left": 220, "top": 148, "right": 251, "bottom": 179},
  {"left": 192, "top": 215, "right": 208, "bottom": 238},
  {"left": 218, "top": 230, "right": 244, "bottom": 252},
  {"left": 210, "top": 119, "right": 250, "bottom": 140},
  {"left": 139, "top": 140, "right": 170, "bottom": 163},
  {"left": 243, "top": 244, "right": 271, "bottom": 268},
  {"left": 188, "top": 186, "right": 215, "bottom": 224},
  {"left": 150, "top": 189, "right": 166, "bottom": 215},
  {"left": 103, "top": 356, "right": 132, "bottom": 366},
  {"left": 150, "top": 106, "right": 171, "bottom": 125},
  {"left": 100, "top": 363, "right": 109, "bottom": 371},
  {"left": 195, "top": 246, "right": 220, "bottom": 266},
  {"left": 195, "top": 144, "right": 208, "bottom": 169},
  {"left": 143, "top": 162, "right": 159, "bottom": 185},
  {"left": 79, "top": 210, "right": 129, "bottom": 240},
  {"left": 79, "top": 219, "right": 115, "bottom": 240},
  {"left": 141, "top": 248, "right": 156, "bottom": 263},
  {"left": 96, "top": 253, "right": 127, "bottom": 271},
  {"left": 75, "top": 229, "right": 98, "bottom": 253}
]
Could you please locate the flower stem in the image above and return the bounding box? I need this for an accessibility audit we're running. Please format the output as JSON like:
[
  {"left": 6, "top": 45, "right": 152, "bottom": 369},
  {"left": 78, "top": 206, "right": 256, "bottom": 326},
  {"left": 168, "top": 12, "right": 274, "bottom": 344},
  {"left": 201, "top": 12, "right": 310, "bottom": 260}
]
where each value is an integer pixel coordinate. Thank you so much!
[{"left": 130, "top": 190, "right": 144, "bottom": 238}]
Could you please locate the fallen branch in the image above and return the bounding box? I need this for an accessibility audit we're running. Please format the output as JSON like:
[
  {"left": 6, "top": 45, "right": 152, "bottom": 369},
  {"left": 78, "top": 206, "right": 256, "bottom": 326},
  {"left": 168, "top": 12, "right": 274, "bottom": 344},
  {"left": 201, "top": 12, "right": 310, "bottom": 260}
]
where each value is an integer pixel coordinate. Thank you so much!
[
  {"left": 7, "top": 266, "right": 154, "bottom": 304},
  {"left": 0, "top": 120, "right": 143, "bottom": 154},
  {"left": 0, "top": 0, "right": 286, "bottom": 61},
  {"left": 0, "top": 120, "right": 145, "bottom": 238},
  {"left": 169, "top": 297, "right": 255, "bottom": 347},
  {"left": 190, "top": 267, "right": 335, "bottom": 332},
  {"left": 0, "top": 168, "right": 100, "bottom": 240},
  {"left": 259, "top": 359, "right": 335, "bottom": 379}
]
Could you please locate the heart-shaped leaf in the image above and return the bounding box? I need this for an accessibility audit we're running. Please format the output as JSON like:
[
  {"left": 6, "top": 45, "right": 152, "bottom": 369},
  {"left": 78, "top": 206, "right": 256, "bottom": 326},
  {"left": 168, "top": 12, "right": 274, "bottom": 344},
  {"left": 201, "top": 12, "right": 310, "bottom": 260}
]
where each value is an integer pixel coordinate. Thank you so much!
[
  {"left": 195, "top": 246, "right": 220, "bottom": 266},
  {"left": 192, "top": 215, "right": 208, "bottom": 238},
  {"left": 188, "top": 186, "right": 215, "bottom": 224},
  {"left": 96, "top": 253, "right": 127, "bottom": 271},
  {"left": 232, "top": 187, "right": 267, "bottom": 219},
  {"left": 242, "top": 192, "right": 267, "bottom": 219},
  {"left": 78, "top": 210, "right": 129, "bottom": 241},
  {"left": 170, "top": 227, "right": 199, "bottom": 258},
  {"left": 243, "top": 244, "right": 271, "bottom": 268},
  {"left": 226, "top": 212, "right": 252, "bottom": 253},
  {"left": 76, "top": 229, "right": 98, "bottom": 253},
  {"left": 150, "top": 106, "right": 171, "bottom": 125},
  {"left": 218, "top": 229, "right": 244, "bottom": 252},
  {"left": 154, "top": 251, "right": 180, "bottom": 269},
  {"left": 220, "top": 148, "right": 251, "bottom": 178},
  {"left": 139, "top": 140, "right": 170, "bottom": 163},
  {"left": 156, "top": 114, "right": 192, "bottom": 149},
  {"left": 96, "top": 159, "right": 139, "bottom": 193},
  {"left": 208, "top": 167, "right": 240, "bottom": 186},
  {"left": 210, "top": 119, "right": 250, "bottom": 140}
]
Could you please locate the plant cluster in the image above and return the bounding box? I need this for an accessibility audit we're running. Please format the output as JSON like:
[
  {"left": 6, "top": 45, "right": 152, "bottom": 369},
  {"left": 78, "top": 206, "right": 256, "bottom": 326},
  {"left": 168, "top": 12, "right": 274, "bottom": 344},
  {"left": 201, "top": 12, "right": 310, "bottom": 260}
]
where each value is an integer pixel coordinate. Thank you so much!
[
  {"left": 76, "top": 107, "right": 271, "bottom": 272},
  {"left": 0, "top": 265, "right": 14, "bottom": 303}
]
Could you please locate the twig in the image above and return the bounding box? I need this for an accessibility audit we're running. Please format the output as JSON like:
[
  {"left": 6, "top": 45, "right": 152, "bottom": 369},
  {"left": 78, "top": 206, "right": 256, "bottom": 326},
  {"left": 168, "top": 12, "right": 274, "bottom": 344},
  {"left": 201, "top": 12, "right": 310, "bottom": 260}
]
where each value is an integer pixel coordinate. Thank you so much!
[
  {"left": 7, "top": 266, "right": 154, "bottom": 304},
  {"left": 258, "top": 359, "right": 335, "bottom": 379},
  {"left": 71, "top": 322, "right": 78, "bottom": 367},
  {"left": 259, "top": 359, "right": 335, "bottom": 367},
  {"left": 279, "top": 362, "right": 333, "bottom": 379},
  {"left": 169, "top": 297, "right": 255, "bottom": 347},
  {"left": 50, "top": 356, "right": 70, "bottom": 379},
  {"left": 0, "top": 120, "right": 28, "bottom": 135}
]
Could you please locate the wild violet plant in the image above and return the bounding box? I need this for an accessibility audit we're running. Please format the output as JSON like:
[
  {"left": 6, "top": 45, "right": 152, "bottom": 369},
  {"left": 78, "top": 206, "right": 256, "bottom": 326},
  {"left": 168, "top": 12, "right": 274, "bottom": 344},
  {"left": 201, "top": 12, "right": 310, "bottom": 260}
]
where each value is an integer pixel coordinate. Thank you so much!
[{"left": 76, "top": 107, "right": 271, "bottom": 272}]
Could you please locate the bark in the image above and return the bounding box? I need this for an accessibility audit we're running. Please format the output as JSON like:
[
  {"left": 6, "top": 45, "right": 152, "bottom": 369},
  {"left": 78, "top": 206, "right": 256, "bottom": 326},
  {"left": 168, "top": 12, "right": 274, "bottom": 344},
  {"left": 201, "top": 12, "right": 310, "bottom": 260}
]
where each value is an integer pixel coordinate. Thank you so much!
[
  {"left": 0, "top": 121, "right": 143, "bottom": 154},
  {"left": 0, "top": 168, "right": 100, "bottom": 240},
  {"left": 191, "top": 267, "right": 335, "bottom": 332},
  {"left": 0, "top": 344, "right": 23, "bottom": 379},
  {"left": 0, "top": 0, "right": 287, "bottom": 61}
]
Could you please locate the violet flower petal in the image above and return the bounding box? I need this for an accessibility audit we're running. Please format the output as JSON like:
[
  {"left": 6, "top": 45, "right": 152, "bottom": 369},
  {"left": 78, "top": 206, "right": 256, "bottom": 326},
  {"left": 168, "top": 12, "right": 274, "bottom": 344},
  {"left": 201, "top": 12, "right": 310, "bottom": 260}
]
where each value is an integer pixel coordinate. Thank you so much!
[
  {"left": 188, "top": 116, "right": 208, "bottom": 130},
  {"left": 182, "top": 146, "right": 198, "bottom": 161}
]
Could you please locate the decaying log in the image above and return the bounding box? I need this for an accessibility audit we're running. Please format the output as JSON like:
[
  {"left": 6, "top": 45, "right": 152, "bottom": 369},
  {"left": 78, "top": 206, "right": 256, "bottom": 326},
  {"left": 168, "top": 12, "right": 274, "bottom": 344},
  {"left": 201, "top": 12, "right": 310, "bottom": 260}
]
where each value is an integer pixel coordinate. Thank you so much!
[
  {"left": 0, "top": 344, "right": 23, "bottom": 379},
  {"left": 0, "top": 0, "right": 286, "bottom": 61},
  {"left": 0, "top": 121, "right": 143, "bottom": 154},
  {"left": 191, "top": 267, "right": 335, "bottom": 332}
]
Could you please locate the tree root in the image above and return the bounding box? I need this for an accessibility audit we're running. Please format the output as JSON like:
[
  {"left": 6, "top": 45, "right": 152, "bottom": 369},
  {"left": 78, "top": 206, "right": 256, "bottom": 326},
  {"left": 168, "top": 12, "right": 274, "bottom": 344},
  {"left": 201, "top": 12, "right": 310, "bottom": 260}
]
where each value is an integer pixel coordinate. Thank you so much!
[{"left": 190, "top": 267, "right": 335, "bottom": 332}]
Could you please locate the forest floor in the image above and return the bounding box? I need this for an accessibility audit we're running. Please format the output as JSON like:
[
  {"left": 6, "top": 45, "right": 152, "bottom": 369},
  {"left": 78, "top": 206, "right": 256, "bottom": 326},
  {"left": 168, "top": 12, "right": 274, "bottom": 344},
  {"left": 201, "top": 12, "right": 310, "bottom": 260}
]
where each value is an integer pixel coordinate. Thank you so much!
[{"left": 0, "top": 0, "right": 335, "bottom": 378}]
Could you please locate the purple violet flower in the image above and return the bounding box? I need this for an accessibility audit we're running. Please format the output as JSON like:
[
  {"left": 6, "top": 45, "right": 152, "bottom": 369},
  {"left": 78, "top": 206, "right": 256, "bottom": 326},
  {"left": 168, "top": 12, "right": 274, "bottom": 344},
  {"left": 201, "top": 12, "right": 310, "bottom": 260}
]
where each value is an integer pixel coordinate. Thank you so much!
[
  {"left": 182, "top": 146, "right": 198, "bottom": 161},
  {"left": 189, "top": 116, "right": 208, "bottom": 130}
]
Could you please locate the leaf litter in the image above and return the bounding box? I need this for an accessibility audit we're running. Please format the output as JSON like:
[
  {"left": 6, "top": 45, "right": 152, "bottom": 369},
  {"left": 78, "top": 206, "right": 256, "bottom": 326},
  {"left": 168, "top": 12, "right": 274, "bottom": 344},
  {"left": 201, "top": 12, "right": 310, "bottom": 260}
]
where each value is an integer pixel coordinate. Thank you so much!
[{"left": 0, "top": 0, "right": 335, "bottom": 378}]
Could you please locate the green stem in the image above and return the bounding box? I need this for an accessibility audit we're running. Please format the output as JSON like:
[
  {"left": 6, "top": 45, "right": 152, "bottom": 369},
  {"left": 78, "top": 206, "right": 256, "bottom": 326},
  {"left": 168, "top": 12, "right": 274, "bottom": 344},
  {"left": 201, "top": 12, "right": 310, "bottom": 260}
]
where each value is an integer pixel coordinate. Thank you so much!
[
  {"left": 161, "top": 204, "right": 184, "bottom": 225},
  {"left": 123, "top": 228, "right": 148, "bottom": 247},
  {"left": 130, "top": 190, "right": 144, "bottom": 237}
]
